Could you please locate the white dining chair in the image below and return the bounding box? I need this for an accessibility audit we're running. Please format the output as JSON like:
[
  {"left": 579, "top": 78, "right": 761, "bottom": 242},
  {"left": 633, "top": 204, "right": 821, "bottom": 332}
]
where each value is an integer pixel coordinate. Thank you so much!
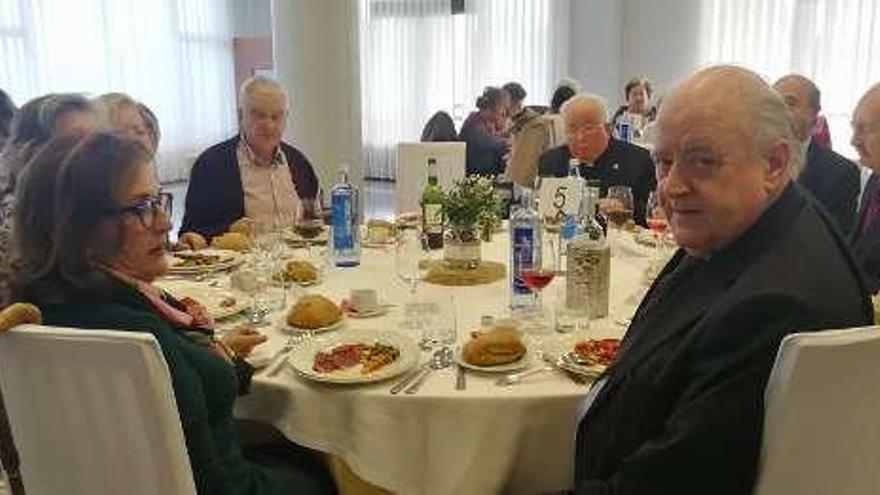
[
  {"left": 395, "top": 142, "right": 466, "bottom": 214},
  {"left": 0, "top": 324, "right": 196, "bottom": 495},
  {"left": 754, "top": 325, "right": 880, "bottom": 495}
]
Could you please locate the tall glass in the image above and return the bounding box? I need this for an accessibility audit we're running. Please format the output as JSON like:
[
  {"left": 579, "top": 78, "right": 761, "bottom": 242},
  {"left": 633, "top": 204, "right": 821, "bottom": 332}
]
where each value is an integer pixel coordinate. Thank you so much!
[
  {"left": 395, "top": 228, "right": 432, "bottom": 330},
  {"left": 602, "top": 185, "right": 634, "bottom": 253},
  {"left": 646, "top": 191, "right": 668, "bottom": 275}
]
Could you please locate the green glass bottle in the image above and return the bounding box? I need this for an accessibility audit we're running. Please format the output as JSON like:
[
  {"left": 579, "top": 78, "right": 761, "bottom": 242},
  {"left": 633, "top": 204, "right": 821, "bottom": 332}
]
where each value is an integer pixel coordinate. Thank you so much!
[{"left": 421, "top": 157, "right": 444, "bottom": 249}]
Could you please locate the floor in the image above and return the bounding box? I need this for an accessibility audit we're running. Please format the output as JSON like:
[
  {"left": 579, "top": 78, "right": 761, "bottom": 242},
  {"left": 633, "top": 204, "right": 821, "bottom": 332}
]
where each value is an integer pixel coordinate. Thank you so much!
[{"left": 163, "top": 179, "right": 397, "bottom": 240}]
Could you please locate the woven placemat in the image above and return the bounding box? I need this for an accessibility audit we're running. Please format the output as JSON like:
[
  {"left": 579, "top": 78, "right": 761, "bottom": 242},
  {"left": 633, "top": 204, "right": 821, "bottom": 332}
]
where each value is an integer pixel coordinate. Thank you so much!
[{"left": 423, "top": 260, "right": 506, "bottom": 286}]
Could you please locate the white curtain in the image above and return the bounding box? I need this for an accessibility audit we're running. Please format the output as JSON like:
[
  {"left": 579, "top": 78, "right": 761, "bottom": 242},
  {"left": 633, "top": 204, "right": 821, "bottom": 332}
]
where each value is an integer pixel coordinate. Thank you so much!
[
  {"left": 359, "top": 0, "right": 570, "bottom": 179},
  {"left": 699, "top": 0, "right": 880, "bottom": 161},
  {"left": 0, "top": 0, "right": 237, "bottom": 182}
]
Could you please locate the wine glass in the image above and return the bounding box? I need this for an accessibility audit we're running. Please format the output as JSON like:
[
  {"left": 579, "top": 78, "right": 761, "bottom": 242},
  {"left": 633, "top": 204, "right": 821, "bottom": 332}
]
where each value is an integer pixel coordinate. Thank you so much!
[
  {"left": 603, "top": 185, "right": 634, "bottom": 253},
  {"left": 395, "top": 228, "right": 432, "bottom": 329},
  {"left": 519, "top": 239, "right": 557, "bottom": 330},
  {"left": 646, "top": 191, "right": 668, "bottom": 275}
]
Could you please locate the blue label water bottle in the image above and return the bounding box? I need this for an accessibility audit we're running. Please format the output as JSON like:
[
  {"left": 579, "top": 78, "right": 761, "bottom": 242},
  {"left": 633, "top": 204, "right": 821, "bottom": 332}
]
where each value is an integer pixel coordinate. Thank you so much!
[
  {"left": 509, "top": 187, "right": 542, "bottom": 310},
  {"left": 331, "top": 163, "right": 360, "bottom": 267}
]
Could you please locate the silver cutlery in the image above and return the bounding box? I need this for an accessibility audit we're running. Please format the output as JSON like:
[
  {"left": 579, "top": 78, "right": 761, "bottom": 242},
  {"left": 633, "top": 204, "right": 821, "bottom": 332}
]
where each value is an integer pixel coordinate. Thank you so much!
[
  {"left": 264, "top": 331, "right": 312, "bottom": 377},
  {"left": 390, "top": 362, "right": 430, "bottom": 394},
  {"left": 455, "top": 362, "right": 466, "bottom": 391},
  {"left": 496, "top": 365, "right": 556, "bottom": 386},
  {"left": 404, "top": 347, "right": 453, "bottom": 394}
]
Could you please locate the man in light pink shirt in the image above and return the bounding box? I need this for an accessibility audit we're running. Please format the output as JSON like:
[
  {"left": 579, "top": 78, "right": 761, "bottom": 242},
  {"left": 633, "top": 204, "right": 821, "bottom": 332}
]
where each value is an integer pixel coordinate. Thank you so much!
[{"left": 180, "top": 76, "right": 319, "bottom": 246}]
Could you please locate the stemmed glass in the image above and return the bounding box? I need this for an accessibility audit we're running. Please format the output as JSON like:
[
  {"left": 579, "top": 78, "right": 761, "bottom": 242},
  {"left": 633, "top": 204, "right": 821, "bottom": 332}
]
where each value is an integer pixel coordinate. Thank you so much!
[
  {"left": 646, "top": 191, "right": 668, "bottom": 272},
  {"left": 395, "top": 227, "right": 432, "bottom": 329},
  {"left": 603, "top": 185, "right": 634, "bottom": 252}
]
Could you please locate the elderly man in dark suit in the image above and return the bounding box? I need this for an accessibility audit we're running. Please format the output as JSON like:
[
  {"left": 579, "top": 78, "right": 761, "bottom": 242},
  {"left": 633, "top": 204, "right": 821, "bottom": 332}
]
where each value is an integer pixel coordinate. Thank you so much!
[
  {"left": 850, "top": 83, "right": 880, "bottom": 293},
  {"left": 179, "top": 76, "right": 319, "bottom": 247},
  {"left": 537, "top": 93, "right": 655, "bottom": 225},
  {"left": 773, "top": 74, "right": 861, "bottom": 234},
  {"left": 574, "top": 66, "right": 872, "bottom": 495}
]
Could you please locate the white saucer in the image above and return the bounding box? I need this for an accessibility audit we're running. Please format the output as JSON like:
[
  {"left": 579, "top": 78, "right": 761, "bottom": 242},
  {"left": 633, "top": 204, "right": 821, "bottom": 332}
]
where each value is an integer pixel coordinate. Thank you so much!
[{"left": 346, "top": 305, "right": 390, "bottom": 319}]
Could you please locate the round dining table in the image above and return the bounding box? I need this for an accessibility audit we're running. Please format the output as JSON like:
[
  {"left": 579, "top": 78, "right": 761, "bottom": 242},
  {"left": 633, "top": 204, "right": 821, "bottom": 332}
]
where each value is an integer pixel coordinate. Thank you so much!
[{"left": 215, "top": 228, "right": 659, "bottom": 495}]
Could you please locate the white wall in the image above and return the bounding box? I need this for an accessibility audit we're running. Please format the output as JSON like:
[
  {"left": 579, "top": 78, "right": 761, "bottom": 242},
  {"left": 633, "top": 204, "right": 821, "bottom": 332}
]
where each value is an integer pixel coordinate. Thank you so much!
[
  {"left": 568, "top": 0, "right": 621, "bottom": 106},
  {"left": 271, "top": 0, "right": 363, "bottom": 206},
  {"left": 568, "top": 0, "right": 704, "bottom": 109}
]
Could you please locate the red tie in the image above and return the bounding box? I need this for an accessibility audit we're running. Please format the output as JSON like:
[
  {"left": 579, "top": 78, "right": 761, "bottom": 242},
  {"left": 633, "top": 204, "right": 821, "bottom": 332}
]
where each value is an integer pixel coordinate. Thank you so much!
[{"left": 861, "top": 184, "right": 880, "bottom": 235}]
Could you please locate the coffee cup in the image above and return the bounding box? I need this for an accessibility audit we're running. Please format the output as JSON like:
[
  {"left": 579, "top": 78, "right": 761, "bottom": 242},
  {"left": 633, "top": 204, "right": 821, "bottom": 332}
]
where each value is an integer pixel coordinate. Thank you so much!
[{"left": 350, "top": 289, "right": 379, "bottom": 314}]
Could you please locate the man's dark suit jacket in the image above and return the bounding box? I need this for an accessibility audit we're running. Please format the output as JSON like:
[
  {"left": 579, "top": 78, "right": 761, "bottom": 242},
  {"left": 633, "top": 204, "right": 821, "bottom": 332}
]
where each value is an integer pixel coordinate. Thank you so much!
[
  {"left": 798, "top": 140, "right": 860, "bottom": 235},
  {"left": 537, "top": 139, "right": 655, "bottom": 226},
  {"left": 851, "top": 173, "right": 880, "bottom": 293},
  {"left": 180, "top": 135, "right": 319, "bottom": 239},
  {"left": 575, "top": 184, "right": 872, "bottom": 495}
]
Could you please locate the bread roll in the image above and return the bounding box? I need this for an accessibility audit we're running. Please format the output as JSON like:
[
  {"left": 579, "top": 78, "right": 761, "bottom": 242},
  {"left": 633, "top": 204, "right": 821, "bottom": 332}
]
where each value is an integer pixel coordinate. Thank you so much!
[
  {"left": 287, "top": 294, "right": 341, "bottom": 329},
  {"left": 211, "top": 232, "right": 252, "bottom": 252},
  {"left": 462, "top": 329, "right": 526, "bottom": 366}
]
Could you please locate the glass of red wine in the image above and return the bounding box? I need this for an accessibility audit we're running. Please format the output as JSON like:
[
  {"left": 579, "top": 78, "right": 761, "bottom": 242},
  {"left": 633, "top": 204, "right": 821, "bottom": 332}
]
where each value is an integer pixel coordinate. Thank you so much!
[{"left": 520, "top": 239, "right": 557, "bottom": 319}]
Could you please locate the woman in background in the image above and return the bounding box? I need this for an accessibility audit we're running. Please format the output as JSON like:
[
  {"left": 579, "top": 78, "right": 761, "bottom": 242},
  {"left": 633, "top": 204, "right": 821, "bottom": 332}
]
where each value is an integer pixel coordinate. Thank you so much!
[
  {"left": 11, "top": 132, "right": 336, "bottom": 495},
  {"left": 94, "top": 93, "right": 159, "bottom": 155},
  {"left": 459, "top": 86, "right": 510, "bottom": 176},
  {"left": 610, "top": 76, "right": 656, "bottom": 140}
]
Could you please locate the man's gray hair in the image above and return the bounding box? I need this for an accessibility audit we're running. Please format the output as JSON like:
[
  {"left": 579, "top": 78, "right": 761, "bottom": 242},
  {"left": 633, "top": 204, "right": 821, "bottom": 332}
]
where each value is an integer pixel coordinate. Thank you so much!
[
  {"left": 560, "top": 93, "right": 609, "bottom": 123},
  {"left": 238, "top": 75, "right": 289, "bottom": 111},
  {"left": 749, "top": 86, "right": 803, "bottom": 174}
]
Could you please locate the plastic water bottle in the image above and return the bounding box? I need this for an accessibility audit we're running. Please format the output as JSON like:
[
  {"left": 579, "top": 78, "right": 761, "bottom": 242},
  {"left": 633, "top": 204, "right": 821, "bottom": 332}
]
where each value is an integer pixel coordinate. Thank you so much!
[
  {"left": 330, "top": 163, "right": 360, "bottom": 267},
  {"left": 509, "top": 187, "right": 542, "bottom": 311}
]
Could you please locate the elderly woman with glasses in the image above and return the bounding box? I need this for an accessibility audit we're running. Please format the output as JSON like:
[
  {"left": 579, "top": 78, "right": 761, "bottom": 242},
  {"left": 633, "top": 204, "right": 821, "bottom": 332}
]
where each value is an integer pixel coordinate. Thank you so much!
[{"left": 10, "top": 132, "right": 337, "bottom": 495}]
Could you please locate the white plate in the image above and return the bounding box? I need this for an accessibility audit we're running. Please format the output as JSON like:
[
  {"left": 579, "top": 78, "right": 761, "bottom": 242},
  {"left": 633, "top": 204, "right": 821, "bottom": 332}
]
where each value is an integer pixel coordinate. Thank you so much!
[
  {"left": 277, "top": 316, "right": 346, "bottom": 335},
  {"left": 166, "top": 249, "right": 243, "bottom": 275},
  {"left": 154, "top": 279, "right": 244, "bottom": 320},
  {"left": 346, "top": 305, "right": 390, "bottom": 319},
  {"left": 541, "top": 333, "right": 612, "bottom": 375},
  {"left": 455, "top": 345, "right": 532, "bottom": 373},
  {"left": 283, "top": 230, "right": 329, "bottom": 246},
  {"left": 287, "top": 329, "right": 419, "bottom": 384}
]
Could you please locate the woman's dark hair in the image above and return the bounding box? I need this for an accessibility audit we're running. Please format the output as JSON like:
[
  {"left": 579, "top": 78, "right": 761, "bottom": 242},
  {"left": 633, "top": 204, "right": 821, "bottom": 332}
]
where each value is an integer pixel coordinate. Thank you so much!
[
  {"left": 475, "top": 87, "right": 506, "bottom": 111},
  {"left": 551, "top": 86, "right": 576, "bottom": 113},
  {"left": 12, "top": 132, "right": 152, "bottom": 304},
  {"left": 0, "top": 93, "right": 94, "bottom": 200},
  {"left": 137, "top": 102, "right": 161, "bottom": 151},
  {"left": 502, "top": 82, "right": 527, "bottom": 105},
  {"left": 624, "top": 77, "right": 653, "bottom": 99},
  {"left": 0, "top": 89, "right": 16, "bottom": 146}
]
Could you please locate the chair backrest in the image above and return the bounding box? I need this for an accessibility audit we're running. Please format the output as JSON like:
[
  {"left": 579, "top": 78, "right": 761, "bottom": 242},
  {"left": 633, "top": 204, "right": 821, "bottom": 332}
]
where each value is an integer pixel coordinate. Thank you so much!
[
  {"left": 395, "top": 142, "right": 466, "bottom": 214},
  {"left": 0, "top": 324, "right": 196, "bottom": 495},
  {"left": 420, "top": 111, "right": 458, "bottom": 142},
  {"left": 754, "top": 326, "right": 880, "bottom": 495}
]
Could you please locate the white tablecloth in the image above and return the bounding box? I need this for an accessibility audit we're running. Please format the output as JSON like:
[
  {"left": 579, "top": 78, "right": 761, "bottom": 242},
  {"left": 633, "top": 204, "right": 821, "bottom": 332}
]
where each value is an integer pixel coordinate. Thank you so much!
[{"left": 229, "top": 231, "right": 656, "bottom": 495}]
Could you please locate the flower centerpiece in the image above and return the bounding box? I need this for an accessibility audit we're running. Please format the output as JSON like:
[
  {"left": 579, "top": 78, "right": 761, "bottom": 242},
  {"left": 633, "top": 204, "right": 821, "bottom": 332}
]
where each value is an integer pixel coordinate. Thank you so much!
[{"left": 441, "top": 176, "right": 502, "bottom": 269}]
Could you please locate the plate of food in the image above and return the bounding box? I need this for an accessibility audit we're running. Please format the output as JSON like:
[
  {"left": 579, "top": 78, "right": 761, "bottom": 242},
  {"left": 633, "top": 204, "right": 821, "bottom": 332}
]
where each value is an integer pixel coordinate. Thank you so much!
[
  {"left": 279, "top": 294, "right": 345, "bottom": 334},
  {"left": 166, "top": 249, "right": 243, "bottom": 275},
  {"left": 456, "top": 328, "right": 531, "bottom": 372},
  {"left": 283, "top": 223, "right": 329, "bottom": 247},
  {"left": 154, "top": 279, "right": 244, "bottom": 320},
  {"left": 274, "top": 259, "right": 321, "bottom": 286},
  {"left": 543, "top": 334, "right": 621, "bottom": 375},
  {"left": 287, "top": 329, "right": 419, "bottom": 384}
]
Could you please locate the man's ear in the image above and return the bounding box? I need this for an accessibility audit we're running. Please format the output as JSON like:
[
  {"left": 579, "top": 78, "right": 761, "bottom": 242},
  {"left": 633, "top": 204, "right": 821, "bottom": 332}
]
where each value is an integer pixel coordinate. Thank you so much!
[{"left": 765, "top": 139, "right": 792, "bottom": 186}]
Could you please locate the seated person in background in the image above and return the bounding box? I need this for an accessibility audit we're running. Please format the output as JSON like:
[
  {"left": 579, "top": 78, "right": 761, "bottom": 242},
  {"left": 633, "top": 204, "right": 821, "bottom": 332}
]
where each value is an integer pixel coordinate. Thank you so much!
[
  {"left": 773, "top": 75, "right": 860, "bottom": 235},
  {"left": 179, "top": 76, "right": 319, "bottom": 247},
  {"left": 94, "top": 92, "right": 160, "bottom": 155},
  {"left": 850, "top": 82, "right": 880, "bottom": 293},
  {"left": 0, "top": 89, "right": 15, "bottom": 151},
  {"left": 11, "top": 132, "right": 336, "bottom": 495},
  {"left": 0, "top": 93, "right": 96, "bottom": 307},
  {"left": 459, "top": 86, "right": 510, "bottom": 177},
  {"left": 610, "top": 76, "right": 656, "bottom": 141},
  {"left": 550, "top": 80, "right": 578, "bottom": 114},
  {"left": 574, "top": 65, "right": 872, "bottom": 495},
  {"left": 420, "top": 110, "right": 457, "bottom": 142},
  {"left": 504, "top": 82, "right": 561, "bottom": 187},
  {"left": 538, "top": 93, "right": 655, "bottom": 225}
]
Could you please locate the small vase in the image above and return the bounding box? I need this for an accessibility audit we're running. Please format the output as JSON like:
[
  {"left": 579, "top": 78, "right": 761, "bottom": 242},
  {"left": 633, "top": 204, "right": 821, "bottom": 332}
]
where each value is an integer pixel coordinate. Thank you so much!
[{"left": 444, "top": 225, "right": 481, "bottom": 270}]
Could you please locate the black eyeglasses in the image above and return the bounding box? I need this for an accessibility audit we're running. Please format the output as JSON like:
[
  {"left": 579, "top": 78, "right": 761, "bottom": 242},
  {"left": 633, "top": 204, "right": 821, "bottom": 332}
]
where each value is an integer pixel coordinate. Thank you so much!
[{"left": 105, "top": 192, "right": 172, "bottom": 229}]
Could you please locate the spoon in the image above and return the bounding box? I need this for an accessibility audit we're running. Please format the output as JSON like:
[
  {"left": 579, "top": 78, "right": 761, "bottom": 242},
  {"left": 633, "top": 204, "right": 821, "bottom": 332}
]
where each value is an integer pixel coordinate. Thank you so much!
[{"left": 404, "top": 347, "right": 453, "bottom": 394}]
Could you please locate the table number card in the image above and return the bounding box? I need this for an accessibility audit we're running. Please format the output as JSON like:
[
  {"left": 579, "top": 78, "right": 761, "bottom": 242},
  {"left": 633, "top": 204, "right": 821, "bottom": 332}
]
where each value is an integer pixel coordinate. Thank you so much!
[{"left": 538, "top": 177, "right": 582, "bottom": 221}]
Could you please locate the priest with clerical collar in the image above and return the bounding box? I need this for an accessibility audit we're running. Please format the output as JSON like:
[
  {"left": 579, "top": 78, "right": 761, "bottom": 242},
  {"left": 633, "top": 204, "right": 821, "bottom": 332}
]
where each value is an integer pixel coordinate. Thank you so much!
[{"left": 537, "top": 93, "right": 655, "bottom": 226}]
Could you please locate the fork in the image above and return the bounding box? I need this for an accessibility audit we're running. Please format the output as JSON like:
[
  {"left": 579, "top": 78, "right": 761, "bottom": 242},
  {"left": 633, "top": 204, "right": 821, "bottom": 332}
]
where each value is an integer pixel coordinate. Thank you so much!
[
  {"left": 495, "top": 365, "right": 555, "bottom": 386},
  {"left": 264, "top": 331, "right": 312, "bottom": 377}
]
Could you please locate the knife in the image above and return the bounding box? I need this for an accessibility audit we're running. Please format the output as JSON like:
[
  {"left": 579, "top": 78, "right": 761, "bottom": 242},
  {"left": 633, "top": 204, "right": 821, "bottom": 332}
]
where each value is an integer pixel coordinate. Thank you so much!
[
  {"left": 455, "top": 363, "right": 466, "bottom": 390},
  {"left": 390, "top": 362, "right": 430, "bottom": 394}
]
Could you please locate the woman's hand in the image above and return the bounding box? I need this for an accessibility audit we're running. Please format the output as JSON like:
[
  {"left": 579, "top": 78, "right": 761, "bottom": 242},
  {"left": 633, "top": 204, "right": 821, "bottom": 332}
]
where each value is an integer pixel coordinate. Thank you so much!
[{"left": 222, "top": 326, "right": 267, "bottom": 357}]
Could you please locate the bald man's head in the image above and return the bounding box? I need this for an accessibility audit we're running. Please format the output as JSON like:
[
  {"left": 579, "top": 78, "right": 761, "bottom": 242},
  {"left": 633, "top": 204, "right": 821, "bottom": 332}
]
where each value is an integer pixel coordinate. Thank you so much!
[
  {"left": 851, "top": 83, "right": 880, "bottom": 171},
  {"left": 773, "top": 74, "right": 820, "bottom": 142}
]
